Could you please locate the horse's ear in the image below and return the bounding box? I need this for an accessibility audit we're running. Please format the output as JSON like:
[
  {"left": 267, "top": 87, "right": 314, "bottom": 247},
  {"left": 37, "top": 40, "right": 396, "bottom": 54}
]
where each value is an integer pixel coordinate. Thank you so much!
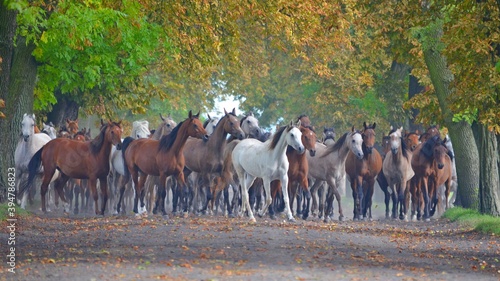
[
  {"left": 23, "top": 113, "right": 27, "bottom": 118},
  {"left": 363, "top": 122, "right": 367, "bottom": 130},
  {"left": 49, "top": 122, "right": 54, "bottom": 127},
  {"left": 224, "top": 108, "right": 228, "bottom": 115},
  {"left": 67, "top": 118, "right": 70, "bottom": 124},
  {"left": 231, "top": 108, "right": 236, "bottom": 115},
  {"left": 390, "top": 125, "right": 393, "bottom": 131},
  {"left": 207, "top": 113, "right": 211, "bottom": 120},
  {"left": 296, "top": 119, "right": 301, "bottom": 128},
  {"left": 399, "top": 126, "right": 403, "bottom": 132},
  {"left": 372, "top": 122, "right": 376, "bottom": 129},
  {"left": 435, "top": 124, "right": 440, "bottom": 130},
  {"left": 100, "top": 119, "right": 104, "bottom": 126},
  {"left": 31, "top": 114, "right": 36, "bottom": 120},
  {"left": 160, "top": 113, "right": 165, "bottom": 121},
  {"left": 249, "top": 111, "right": 254, "bottom": 116},
  {"left": 351, "top": 126, "right": 355, "bottom": 132},
  {"left": 415, "top": 129, "right": 421, "bottom": 135},
  {"left": 75, "top": 119, "right": 79, "bottom": 123},
  {"left": 188, "top": 110, "right": 193, "bottom": 118},
  {"left": 195, "top": 111, "right": 200, "bottom": 118}
]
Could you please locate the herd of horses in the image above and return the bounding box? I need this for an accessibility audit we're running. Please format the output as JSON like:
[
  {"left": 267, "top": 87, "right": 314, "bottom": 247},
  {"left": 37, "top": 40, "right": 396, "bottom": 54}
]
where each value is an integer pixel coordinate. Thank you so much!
[{"left": 16, "top": 110, "right": 457, "bottom": 223}]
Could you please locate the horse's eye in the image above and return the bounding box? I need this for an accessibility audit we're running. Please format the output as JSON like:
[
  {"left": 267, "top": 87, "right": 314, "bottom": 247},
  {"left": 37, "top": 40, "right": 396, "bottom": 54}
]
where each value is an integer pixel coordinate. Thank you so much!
[{"left": 167, "top": 124, "right": 171, "bottom": 127}]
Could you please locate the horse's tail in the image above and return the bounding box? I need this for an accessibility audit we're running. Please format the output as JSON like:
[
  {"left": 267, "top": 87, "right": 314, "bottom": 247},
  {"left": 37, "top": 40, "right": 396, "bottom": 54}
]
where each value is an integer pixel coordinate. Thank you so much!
[
  {"left": 120, "top": 137, "right": 135, "bottom": 177},
  {"left": 19, "top": 147, "right": 44, "bottom": 199}
]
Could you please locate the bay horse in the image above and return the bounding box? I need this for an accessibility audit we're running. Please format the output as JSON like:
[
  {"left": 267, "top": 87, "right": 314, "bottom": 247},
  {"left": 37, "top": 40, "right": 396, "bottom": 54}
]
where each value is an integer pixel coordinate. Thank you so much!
[
  {"left": 382, "top": 127, "right": 414, "bottom": 221},
  {"left": 269, "top": 125, "right": 317, "bottom": 220},
  {"left": 307, "top": 128, "right": 364, "bottom": 222},
  {"left": 182, "top": 108, "right": 245, "bottom": 214},
  {"left": 124, "top": 111, "right": 208, "bottom": 216},
  {"left": 15, "top": 114, "right": 56, "bottom": 209},
  {"left": 410, "top": 135, "right": 453, "bottom": 221},
  {"left": 232, "top": 121, "right": 304, "bottom": 222},
  {"left": 20, "top": 121, "right": 123, "bottom": 215},
  {"left": 345, "top": 122, "right": 383, "bottom": 221}
]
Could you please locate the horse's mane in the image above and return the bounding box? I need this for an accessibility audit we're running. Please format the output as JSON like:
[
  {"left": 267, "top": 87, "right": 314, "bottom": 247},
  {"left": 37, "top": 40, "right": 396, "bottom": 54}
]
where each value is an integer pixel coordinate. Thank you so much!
[
  {"left": 421, "top": 135, "right": 441, "bottom": 158},
  {"left": 302, "top": 125, "right": 316, "bottom": 133},
  {"left": 90, "top": 123, "right": 110, "bottom": 154},
  {"left": 158, "top": 121, "right": 183, "bottom": 152},
  {"left": 203, "top": 118, "right": 211, "bottom": 128},
  {"left": 239, "top": 115, "right": 249, "bottom": 126},
  {"left": 322, "top": 132, "right": 349, "bottom": 157},
  {"left": 269, "top": 125, "right": 287, "bottom": 150}
]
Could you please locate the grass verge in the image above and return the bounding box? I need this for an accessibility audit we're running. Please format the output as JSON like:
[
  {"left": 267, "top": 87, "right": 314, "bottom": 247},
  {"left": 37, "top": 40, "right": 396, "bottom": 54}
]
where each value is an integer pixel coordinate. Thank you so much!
[
  {"left": 0, "top": 203, "right": 30, "bottom": 221},
  {"left": 443, "top": 207, "right": 500, "bottom": 235}
]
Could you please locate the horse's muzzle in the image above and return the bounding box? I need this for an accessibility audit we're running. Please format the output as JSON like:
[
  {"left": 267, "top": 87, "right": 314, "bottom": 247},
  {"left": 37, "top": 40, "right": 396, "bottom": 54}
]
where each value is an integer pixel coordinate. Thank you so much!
[
  {"left": 356, "top": 152, "right": 364, "bottom": 159},
  {"left": 366, "top": 146, "right": 374, "bottom": 154},
  {"left": 296, "top": 145, "right": 305, "bottom": 154},
  {"left": 391, "top": 148, "right": 398, "bottom": 155},
  {"left": 203, "top": 135, "right": 209, "bottom": 142},
  {"left": 23, "top": 135, "right": 29, "bottom": 142},
  {"left": 236, "top": 132, "right": 245, "bottom": 140},
  {"left": 438, "top": 163, "right": 444, "bottom": 169},
  {"left": 116, "top": 143, "right": 122, "bottom": 150},
  {"left": 309, "top": 150, "right": 316, "bottom": 157}
]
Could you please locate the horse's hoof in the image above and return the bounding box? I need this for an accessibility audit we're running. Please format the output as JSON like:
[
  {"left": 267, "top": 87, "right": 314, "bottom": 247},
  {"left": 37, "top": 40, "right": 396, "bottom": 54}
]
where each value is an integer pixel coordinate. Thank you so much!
[
  {"left": 73, "top": 209, "right": 79, "bottom": 215},
  {"left": 338, "top": 216, "right": 344, "bottom": 222},
  {"left": 134, "top": 214, "right": 142, "bottom": 219},
  {"left": 228, "top": 213, "right": 235, "bottom": 218},
  {"left": 269, "top": 214, "right": 276, "bottom": 220},
  {"left": 288, "top": 217, "right": 297, "bottom": 223},
  {"left": 183, "top": 212, "right": 189, "bottom": 218},
  {"left": 249, "top": 217, "right": 257, "bottom": 223},
  {"left": 162, "top": 214, "right": 169, "bottom": 219},
  {"left": 424, "top": 218, "right": 430, "bottom": 222}
]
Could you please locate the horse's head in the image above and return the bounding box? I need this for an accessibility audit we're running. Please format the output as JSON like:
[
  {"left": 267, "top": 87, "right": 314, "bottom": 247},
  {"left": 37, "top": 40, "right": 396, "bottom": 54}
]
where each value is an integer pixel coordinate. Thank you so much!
[
  {"left": 105, "top": 121, "right": 123, "bottom": 149},
  {"left": 241, "top": 112, "right": 261, "bottom": 139},
  {"left": 156, "top": 113, "right": 177, "bottom": 138},
  {"left": 389, "top": 126, "right": 403, "bottom": 155},
  {"left": 404, "top": 130, "right": 420, "bottom": 151},
  {"left": 132, "top": 120, "right": 150, "bottom": 139},
  {"left": 381, "top": 135, "right": 391, "bottom": 155},
  {"left": 66, "top": 118, "right": 79, "bottom": 137},
  {"left": 204, "top": 114, "right": 220, "bottom": 136},
  {"left": 300, "top": 125, "right": 317, "bottom": 157},
  {"left": 223, "top": 108, "right": 245, "bottom": 140},
  {"left": 21, "top": 113, "right": 36, "bottom": 141},
  {"left": 286, "top": 121, "right": 305, "bottom": 154},
  {"left": 350, "top": 126, "right": 364, "bottom": 159},
  {"left": 433, "top": 141, "right": 450, "bottom": 170},
  {"left": 362, "top": 122, "right": 377, "bottom": 154},
  {"left": 186, "top": 110, "right": 209, "bottom": 141},
  {"left": 323, "top": 126, "right": 336, "bottom": 145},
  {"left": 297, "top": 114, "right": 312, "bottom": 128},
  {"left": 42, "top": 122, "right": 57, "bottom": 139}
]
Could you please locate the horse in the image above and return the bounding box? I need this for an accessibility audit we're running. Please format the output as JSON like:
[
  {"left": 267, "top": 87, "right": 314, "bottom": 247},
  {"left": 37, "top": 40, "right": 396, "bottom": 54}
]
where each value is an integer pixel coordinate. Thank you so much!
[
  {"left": 307, "top": 128, "right": 364, "bottom": 222},
  {"left": 269, "top": 125, "right": 317, "bottom": 220},
  {"left": 20, "top": 120, "right": 123, "bottom": 215},
  {"left": 382, "top": 127, "right": 414, "bottom": 221},
  {"left": 410, "top": 135, "right": 453, "bottom": 221},
  {"left": 110, "top": 120, "right": 151, "bottom": 215},
  {"left": 442, "top": 135, "right": 458, "bottom": 207},
  {"left": 239, "top": 112, "right": 261, "bottom": 139},
  {"left": 124, "top": 111, "right": 208, "bottom": 216},
  {"left": 41, "top": 122, "right": 57, "bottom": 139},
  {"left": 297, "top": 114, "right": 312, "bottom": 128},
  {"left": 204, "top": 114, "right": 220, "bottom": 136},
  {"left": 419, "top": 125, "right": 440, "bottom": 143},
  {"left": 232, "top": 121, "right": 304, "bottom": 222},
  {"left": 15, "top": 114, "right": 55, "bottom": 209},
  {"left": 183, "top": 108, "right": 245, "bottom": 214},
  {"left": 322, "top": 126, "right": 336, "bottom": 145},
  {"left": 404, "top": 130, "right": 420, "bottom": 152},
  {"left": 345, "top": 122, "right": 383, "bottom": 221}
]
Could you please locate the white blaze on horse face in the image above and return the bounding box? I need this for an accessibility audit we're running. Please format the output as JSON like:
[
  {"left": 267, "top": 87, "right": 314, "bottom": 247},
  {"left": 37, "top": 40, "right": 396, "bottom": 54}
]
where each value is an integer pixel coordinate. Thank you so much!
[
  {"left": 287, "top": 127, "right": 305, "bottom": 154},
  {"left": 21, "top": 114, "right": 35, "bottom": 141},
  {"left": 389, "top": 128, "right": 402, "bottom": 152},
  {"left": 350, "top": 132, "right": 364, "bottom": 159}
]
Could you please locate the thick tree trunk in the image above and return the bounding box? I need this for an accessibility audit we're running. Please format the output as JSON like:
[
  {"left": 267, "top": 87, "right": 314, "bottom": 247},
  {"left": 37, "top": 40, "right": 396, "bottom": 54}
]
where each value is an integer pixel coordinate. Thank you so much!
[
  {"left": 46, "top": 91, "right": 79, "bottom": 128},
  {"left": 421, "top": 22, "right": 480, "bottom": 209},
  {"left": 478, "top": 125, "right": 500, "bottom": 216},
  {"left": 0, "top": 4, "right": 37, "bottom": 202}
]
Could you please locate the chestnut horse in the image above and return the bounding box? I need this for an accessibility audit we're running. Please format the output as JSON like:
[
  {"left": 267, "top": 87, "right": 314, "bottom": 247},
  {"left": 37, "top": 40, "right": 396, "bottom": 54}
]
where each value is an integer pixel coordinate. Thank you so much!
[
  {"left": 410, "top": 135, "right": 453, "bottom": 221},
  {"left": 21, "top": 121, "right": 123, "bottom": 215},
  {"left": 269, "top": 125, "right": 317, "bottom": 220},
  {"left": 124, "top": 111, "right": 208, "bottom": 216},
  {"left": 345, "top": 122, "right": 382, "bottom": 221}
]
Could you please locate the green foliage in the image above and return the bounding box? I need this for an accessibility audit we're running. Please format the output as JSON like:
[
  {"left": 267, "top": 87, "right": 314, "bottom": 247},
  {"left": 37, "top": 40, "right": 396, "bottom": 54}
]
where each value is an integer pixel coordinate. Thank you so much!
[
  {"left": 0, "top": 203, "right": 30, "bottom": 221},
  {"left": 443, "top": 207, "right": 500, "bottom": 235}
]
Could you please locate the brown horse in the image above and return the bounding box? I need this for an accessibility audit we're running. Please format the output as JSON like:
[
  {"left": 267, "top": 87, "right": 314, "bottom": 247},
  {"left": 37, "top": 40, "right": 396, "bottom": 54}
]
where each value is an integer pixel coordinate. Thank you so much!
[
  {"left": 124, "top": 111, "right": 208, "bottom": 216},
  {"left": 382, "top": 127, "right": 414, "bottom": 221},
  {"left": 182, "top": 108, "right": 245, "bottom": 214},
  {"left": 345, "top": 122, "right": 383, "bottom": 221},
  {"left": 21, "top": 121, "right": 123, "bottom": 215},
  {"left": 269, "top": 125, "right": 317, "bottom": 220},
  {"left": 404, "top": 130, "right": 420, "bottom": 151},
  {"left": 410, "top": 134, "right": 453, "bottom": 221}
]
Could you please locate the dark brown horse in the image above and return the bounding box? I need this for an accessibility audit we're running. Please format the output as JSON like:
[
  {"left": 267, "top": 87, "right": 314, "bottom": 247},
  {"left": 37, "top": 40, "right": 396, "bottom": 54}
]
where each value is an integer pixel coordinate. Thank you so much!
[
  {"left": 345, "top": 122, "right": 383, "bottom": 221},
  {"left": 182, "top": 108, "right": 245, "bottom": 214},
  {"left": 269, "top": 125, "right": 317, "bottom": 220},
  {"left": 21, "top": 121, "right": 123, "bottom": 215},
  {"left": 124, "top": 111, "right": 208, "bottom": 216},
  {"left": 410, "top": 135, "right": 453, "bottom": 221}
]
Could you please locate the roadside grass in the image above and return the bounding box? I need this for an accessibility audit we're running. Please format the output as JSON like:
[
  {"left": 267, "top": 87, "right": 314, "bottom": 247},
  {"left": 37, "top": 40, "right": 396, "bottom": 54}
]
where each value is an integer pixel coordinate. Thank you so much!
[
  {"left": 443, "top": 207, "right": 500, "bottom": 235},
  {"left": 0, "top": 203, "right": 30, "bottom": 221}
]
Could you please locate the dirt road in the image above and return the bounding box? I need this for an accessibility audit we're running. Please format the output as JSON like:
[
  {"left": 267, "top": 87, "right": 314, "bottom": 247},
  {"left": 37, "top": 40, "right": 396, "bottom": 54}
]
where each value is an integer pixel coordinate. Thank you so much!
[{"left": 2, "top": 210, "right": 499, "bottom": 281}]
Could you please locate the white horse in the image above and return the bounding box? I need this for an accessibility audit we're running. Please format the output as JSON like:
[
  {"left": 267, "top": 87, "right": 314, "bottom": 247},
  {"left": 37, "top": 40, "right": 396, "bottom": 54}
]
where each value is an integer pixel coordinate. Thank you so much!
[
  {"left": 41, "top": 122, "right": 57, "bottom": 139},
  {"left": 15, "top": 114, "right": 59, "bottom": 209},
  {"left": 307, "top": 128, "right": 364, "bottom": 222},
  {"left": 382, "top": 127, "right": 414, "bottom": 221},
  {"left": 204, "top": 114, "right": 220, "bottom": 136},
  {"left": 232, "top": 121, "right": 304, "bottom": 222},
  {"left": 240, "top": 112, "right": 262, "bottom": 140},
  {"left": 110, "top": 120, "right": 150, "bottom": 214},
  {"left": 442, "top": 134, "right": 458, "bottom": 207}
]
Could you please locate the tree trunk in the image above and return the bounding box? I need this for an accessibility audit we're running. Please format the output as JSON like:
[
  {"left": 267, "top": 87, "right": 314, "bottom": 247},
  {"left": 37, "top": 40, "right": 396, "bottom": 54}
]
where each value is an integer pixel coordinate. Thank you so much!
[
  {"left": 421, "top": 21, "right": 480, "bottom": 209},
  {"left": 0, "top": 4, "right": 37, "bottom": 202},
  {"left": 478, "top": 125, "right": 500, "bottom": 216},
  {"left": 46, "top": 90, "right": 80, "bottom": 129}
]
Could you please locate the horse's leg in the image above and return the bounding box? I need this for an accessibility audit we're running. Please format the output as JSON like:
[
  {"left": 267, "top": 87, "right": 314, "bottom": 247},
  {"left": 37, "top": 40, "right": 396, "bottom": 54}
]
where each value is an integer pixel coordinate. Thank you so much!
[
  {"left": 403, "top": 181, "right": 411, "bottom": 221},
  {"left": 323, "top": 184, "right": 336, "bottom": 223},
  {"left": 377, "top": 172, "right": 390, "bottom": 219},
  {"left": 309, "top": 179, "right": 321, "bottom": 218},
  {"left": 363, "top": 180, "right": 375, "bottom": 221},
  {"left": 333, "top": 178, "right": 345, "bottom": 221},
  {"left": 349, "top": 178, "right": 359, "bottom": 220},
  {"left": 98, "top": 176, "right": 109, "bottom": 215},
  {"left": 53, "top": 174, "right": 70, "bottom": 214},
  {"left": 157, "top": 173, "right": 168, "bottom": 216},
  {"left": 422, "top": 177, "right": 430, "bottom": 221},
  {"left": 116, "top": 174, "right": 129, "bottom": 215},
  {"left": 259, "top": 179, "right": 272, "bottom": 219},
  {"left": 318, "top": 182, "right": 326, "bottom": 219},
  {"left": 242, "top": 174, "right": 257, "bottom": 222},
  {"left": 73, "top": 179, "right": 81, "bottom": 215}
]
